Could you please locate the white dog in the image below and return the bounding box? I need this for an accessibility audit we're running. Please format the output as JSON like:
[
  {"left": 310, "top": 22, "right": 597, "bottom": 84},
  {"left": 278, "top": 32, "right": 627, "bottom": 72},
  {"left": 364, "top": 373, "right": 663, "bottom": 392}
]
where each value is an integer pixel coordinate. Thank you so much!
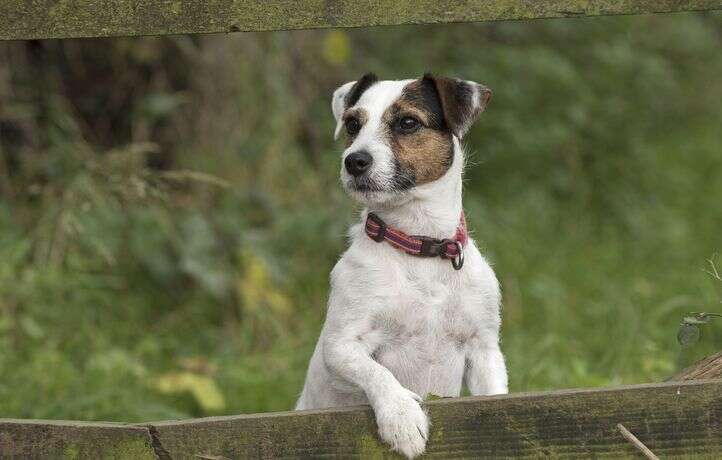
[{"left": 296, "top": 73, "right": 508, "bottom": 459}]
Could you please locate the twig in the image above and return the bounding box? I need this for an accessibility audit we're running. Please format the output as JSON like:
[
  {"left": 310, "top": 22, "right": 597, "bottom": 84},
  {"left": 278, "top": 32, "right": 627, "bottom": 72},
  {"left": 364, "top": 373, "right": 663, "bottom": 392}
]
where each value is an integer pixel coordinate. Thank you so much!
[
  {"left": 704, "top": 257, "right": 721, "bottom": 281},
  {"left": 158, "top": 170, "right": 231, "bottom": 188},
  {"left": 617, "top": 423, "right": 659, "bottom": 460}
]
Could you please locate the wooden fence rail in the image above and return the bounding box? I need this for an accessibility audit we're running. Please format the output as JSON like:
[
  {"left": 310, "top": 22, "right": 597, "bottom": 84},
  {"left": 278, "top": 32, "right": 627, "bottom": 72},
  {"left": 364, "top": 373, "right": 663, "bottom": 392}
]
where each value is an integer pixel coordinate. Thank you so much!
[
  {"left": 2, "top": 1, "right": 722, "bottom": 41},
  {"left": 2, "top": 2, "right": 721, "bottom": 459},
  {"left": 2, "top": 378, "right": 721, "bottom": 459}
]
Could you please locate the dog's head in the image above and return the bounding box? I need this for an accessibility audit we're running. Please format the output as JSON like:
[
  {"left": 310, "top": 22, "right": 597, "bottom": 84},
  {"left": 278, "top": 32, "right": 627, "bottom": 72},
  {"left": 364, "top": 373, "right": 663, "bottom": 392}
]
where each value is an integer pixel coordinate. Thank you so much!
[{"left": 332, "top": 73, "right": 491, "bottom": 205}]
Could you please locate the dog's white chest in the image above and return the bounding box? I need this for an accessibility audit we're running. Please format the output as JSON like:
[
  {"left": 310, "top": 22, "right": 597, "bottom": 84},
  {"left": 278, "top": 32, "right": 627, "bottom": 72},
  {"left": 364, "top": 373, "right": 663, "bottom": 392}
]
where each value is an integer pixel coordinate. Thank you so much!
[
  {"left": 377, "top": 269, "right": 471, "bottom": 341},
  {"left": 363, "top": 262, "right": 478, "bottom": 396}
]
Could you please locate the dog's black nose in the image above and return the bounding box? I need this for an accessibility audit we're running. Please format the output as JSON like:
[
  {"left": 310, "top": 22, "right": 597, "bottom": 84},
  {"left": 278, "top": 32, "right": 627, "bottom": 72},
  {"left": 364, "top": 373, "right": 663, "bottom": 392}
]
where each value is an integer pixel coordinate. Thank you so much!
[{"left": 345, "top": 151, "right": 373, "bottom": 177}]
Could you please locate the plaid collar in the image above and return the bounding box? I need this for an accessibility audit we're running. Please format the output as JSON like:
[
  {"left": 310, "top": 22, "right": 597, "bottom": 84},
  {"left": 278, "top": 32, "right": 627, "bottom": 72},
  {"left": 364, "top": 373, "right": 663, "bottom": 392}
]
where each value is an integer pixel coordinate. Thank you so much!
[{"left": 365, "top": 211, "right": 467, "bottom": 270}]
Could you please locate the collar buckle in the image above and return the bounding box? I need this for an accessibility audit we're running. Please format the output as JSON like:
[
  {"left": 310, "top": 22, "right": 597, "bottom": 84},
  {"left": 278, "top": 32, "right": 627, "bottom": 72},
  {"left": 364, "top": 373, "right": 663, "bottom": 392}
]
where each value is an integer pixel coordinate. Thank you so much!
[
  {"left": 417, "top": 236, "right": 446, "bottom": 258},
  {"left": 417, "top": 237, "right": 464, "bottom": 270}
]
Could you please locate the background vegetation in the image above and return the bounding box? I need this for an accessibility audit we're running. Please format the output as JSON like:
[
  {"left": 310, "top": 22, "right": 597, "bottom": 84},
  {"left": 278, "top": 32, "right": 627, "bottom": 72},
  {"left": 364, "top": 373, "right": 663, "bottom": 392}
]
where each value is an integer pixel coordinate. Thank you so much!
[{"left": 1, "top": 12, "right": 720, "bottom": 422}]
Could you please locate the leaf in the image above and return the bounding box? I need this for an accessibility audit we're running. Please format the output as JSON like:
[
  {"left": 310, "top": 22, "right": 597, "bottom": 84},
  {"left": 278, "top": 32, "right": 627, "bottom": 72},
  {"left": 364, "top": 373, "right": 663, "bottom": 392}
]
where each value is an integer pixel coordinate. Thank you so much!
[
  {"left": 322, "top": 31, "right": 351, "bottom": 65},
  {"left": 153, "top": 372, "right": 226, "bottom": 412},
  {"left": 238, "top": 250, "right": 291, "bottom": 317},
  {"left": 139, "top": 92, "right": 187, "bottom": 121},
  {"left": 179, "top": 215, "right": 231, "bottom": 299},
  {"left": 683, "top": 316, "right": 709, "bottom": 325},
  {"left": 677, "top": 323, "right": 700, "bottom": 347},
  {"left": 683, "top": 312, "right": 722, "bottom": 324},
  {"left": 19, "top": 316, "right": 45, "bottom": 339}
]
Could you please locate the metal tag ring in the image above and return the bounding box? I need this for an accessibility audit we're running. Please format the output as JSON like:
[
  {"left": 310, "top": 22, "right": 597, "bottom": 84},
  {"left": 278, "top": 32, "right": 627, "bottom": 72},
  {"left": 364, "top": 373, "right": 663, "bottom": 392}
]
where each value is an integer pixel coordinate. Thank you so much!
[{"left": 451, "top": 241, "right": 464, "bottom": 270}]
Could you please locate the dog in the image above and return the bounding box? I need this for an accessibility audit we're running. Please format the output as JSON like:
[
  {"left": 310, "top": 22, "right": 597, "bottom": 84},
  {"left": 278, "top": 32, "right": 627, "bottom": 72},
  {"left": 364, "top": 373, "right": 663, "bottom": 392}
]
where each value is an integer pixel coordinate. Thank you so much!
[{"left": 296, "top": 73, "right": 508, "bottom": 459}]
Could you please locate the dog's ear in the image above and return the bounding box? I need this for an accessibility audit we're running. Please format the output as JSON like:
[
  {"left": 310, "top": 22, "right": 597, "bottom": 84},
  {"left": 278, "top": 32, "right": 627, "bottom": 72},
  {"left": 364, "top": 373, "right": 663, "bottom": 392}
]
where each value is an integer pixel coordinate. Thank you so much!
[
  {"left": 331, "top": 73, "right": 378, "bottom": 139},
  {"left": 423, "top": 73, "right": 492, "bottom": 139}
]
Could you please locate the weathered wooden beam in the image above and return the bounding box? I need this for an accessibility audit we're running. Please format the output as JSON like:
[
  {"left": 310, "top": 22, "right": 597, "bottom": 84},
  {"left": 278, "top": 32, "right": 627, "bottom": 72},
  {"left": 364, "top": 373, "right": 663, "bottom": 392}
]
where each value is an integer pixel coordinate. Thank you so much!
[
  {"left": 670, "top": 350, "right": 722, "bottom": 381},
  {"left": 0, "top": 419, "right": 156, "bottom": 459},
  {"left": 4, "top": 380, "right": 718, "bottom": 458},
  {"left": 1, "top": 1, "right": 722, "bottom": 41},
  {"left": 149, "top": 379, "right": 722, "bottom": 458}
]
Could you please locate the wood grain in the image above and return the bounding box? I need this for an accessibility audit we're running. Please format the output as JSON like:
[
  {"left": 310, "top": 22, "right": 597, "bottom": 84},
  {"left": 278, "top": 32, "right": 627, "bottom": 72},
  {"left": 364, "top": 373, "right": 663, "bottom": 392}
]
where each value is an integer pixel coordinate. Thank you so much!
[
  {"left": 150, "top": 379, "right": 722, "bottom": 459},
  {"left": 0, "top": 419, "right": 155, "bottom": 460},
  {"left": 2, "top": 380, "right": 720, "bottom": 458},
  {"left": 670, "top": 350, "right": 722, "bottom": 381},
  {"left": 1, "top": 0, "right": 722, "bottom": 41}
]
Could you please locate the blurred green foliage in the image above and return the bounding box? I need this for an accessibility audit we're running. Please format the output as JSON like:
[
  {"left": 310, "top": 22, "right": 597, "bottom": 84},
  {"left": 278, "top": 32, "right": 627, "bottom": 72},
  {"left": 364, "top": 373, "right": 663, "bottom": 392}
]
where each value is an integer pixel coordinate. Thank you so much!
[{"left": 1, "top": 12, "right": 721, "bottom": 422}]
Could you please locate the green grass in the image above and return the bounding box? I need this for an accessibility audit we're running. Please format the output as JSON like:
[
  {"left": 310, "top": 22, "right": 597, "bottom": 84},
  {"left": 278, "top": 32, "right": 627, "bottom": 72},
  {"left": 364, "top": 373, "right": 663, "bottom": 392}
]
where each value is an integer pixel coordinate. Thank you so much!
[
  {"left": 0, "top": 13, "right": 721, "bottom": 422},
  {"left": 482, "top": 126, "right": 722, "bottom": 390}
]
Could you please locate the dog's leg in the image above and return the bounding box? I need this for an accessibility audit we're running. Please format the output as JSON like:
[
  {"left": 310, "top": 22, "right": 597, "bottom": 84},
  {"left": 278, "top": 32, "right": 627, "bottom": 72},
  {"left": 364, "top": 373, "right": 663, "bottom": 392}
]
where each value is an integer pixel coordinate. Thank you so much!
[
  {"left": 464, "top": 335, "right": 508, "bottom": 395},
  {"left": 323, "top": 336, "right": 429, "bottom": 459}
]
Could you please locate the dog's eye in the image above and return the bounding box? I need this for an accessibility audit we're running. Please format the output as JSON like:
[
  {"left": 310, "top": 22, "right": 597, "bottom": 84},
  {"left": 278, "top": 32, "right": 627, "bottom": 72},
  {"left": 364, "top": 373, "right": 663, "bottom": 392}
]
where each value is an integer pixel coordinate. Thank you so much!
[
  {"left": 397, "top": 116, "right": 421, "bottom": 134},
  {"left": 345, "top": 118, "right": 361, "bottom": 136}
]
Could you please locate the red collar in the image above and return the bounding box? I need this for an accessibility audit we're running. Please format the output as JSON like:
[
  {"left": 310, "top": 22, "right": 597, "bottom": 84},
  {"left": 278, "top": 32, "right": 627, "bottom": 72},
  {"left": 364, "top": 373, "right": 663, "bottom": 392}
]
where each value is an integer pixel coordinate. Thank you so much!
[{"left": 365, "top": 212, "right": 467, "bottom": 270}]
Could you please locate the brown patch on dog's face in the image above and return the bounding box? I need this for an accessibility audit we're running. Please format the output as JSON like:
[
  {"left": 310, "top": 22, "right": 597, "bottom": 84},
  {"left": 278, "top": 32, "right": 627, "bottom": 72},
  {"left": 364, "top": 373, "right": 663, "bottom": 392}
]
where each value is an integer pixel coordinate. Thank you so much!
[{"left": 381, "top": 79, "right": 453, "bottom": 186}]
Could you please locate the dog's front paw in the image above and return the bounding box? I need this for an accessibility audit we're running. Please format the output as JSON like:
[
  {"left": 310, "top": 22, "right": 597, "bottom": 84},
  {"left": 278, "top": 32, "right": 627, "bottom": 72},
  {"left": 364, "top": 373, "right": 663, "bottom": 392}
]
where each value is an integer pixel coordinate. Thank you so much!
[{"left": 374, "top": 388, "right": 429, "bottom": 459}]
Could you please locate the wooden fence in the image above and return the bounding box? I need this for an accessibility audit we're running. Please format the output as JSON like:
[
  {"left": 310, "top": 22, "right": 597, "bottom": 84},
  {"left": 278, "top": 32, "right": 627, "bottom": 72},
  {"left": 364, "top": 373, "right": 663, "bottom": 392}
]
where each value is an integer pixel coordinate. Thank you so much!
[
  {"left": 2, "top": 376, "right": 721, "bottom": 459},
  {"left": 2, "top": 1, "right": 722, "bottom": 458},
  {"left": 1, "top": 1, "right": 722, "bottom": 41}
]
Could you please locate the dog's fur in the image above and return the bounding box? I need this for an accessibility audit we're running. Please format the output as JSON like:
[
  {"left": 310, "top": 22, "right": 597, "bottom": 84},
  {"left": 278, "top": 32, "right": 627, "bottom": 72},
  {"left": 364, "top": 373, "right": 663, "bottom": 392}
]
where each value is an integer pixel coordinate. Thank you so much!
[{"left": 296, "top": 74, "right": 507, "bottom": 459}]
